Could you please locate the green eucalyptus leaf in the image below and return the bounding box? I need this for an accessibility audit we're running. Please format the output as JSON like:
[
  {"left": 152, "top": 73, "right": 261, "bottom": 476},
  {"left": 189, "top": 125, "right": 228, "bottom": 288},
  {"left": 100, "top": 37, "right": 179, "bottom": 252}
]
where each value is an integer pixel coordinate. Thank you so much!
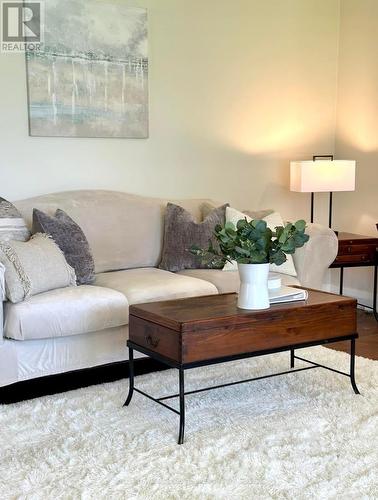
[
  {"left": 294, "top": 220, "right": 306, "bottom": 232},
  {"left": 236, "top": 219, "right": 248, "bottom": 230},
  {"left": 224, "top": 221, "right": 236, "bottom": 231}
]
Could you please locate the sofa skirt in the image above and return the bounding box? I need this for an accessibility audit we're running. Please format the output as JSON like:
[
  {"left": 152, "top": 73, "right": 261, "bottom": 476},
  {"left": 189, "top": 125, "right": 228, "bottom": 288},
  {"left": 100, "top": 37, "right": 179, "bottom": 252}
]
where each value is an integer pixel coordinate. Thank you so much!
[{"left": 0, "top": 325, "right": 143, "bottom": 388}]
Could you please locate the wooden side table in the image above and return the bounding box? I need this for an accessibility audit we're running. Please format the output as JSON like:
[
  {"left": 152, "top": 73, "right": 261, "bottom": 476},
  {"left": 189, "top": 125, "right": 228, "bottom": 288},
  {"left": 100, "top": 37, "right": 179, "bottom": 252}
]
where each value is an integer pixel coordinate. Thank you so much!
[{"left": 330, "top": 232, "right": 378, "bottom": 321}]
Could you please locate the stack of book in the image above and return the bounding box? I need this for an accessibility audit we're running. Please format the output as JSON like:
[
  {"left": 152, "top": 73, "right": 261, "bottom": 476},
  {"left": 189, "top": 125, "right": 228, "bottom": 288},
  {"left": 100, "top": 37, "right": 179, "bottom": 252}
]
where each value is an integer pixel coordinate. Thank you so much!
[{"left": 268, "top": 272, "right": 308, "bottom": 304}]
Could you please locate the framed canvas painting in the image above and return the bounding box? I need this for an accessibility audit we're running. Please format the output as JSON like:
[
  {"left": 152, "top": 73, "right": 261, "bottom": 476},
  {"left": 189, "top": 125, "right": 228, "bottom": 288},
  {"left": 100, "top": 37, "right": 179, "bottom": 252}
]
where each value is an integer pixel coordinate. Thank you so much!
[{"left": 26, "top": 0, "right": 148, "bottom": 138}]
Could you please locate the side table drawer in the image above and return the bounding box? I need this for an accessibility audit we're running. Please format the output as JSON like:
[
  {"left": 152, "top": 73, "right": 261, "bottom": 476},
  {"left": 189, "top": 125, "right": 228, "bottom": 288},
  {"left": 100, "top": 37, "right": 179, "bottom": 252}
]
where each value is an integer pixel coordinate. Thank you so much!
[
  {"left": 338, "top": 243, "right": 376, "bottom": 254},
  {"left": 129, "top": 315, "right": 181, "bottom": 362},
  {"left": 334, "top": 253, "right": 374, "bottom": 265},
  {"left": 335, "top": 242, "right": 378, "bottom": 265}
]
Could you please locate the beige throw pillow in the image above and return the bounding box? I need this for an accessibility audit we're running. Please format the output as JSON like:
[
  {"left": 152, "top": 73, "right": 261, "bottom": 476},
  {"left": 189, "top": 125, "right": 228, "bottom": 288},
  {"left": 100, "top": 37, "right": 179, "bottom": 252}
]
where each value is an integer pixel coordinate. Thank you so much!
[
  {"left": 202, "top": 203, "right": 273, "bottom": 221},
  {"left": 243, "top": 209, "right": 274, "bottom": 220},
  {"left": 0, "top": 233, "right": 77, "bottom": 303},
  {"left": 223, "top": 207, "right": 297, "bottom": 277}
]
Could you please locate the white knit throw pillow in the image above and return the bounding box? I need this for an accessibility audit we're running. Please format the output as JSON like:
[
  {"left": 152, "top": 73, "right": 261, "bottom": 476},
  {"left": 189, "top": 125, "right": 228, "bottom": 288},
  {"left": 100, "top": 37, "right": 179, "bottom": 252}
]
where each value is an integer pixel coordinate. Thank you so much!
[{"left": 0, "top": 233, "right": 77, "bottom": 303}]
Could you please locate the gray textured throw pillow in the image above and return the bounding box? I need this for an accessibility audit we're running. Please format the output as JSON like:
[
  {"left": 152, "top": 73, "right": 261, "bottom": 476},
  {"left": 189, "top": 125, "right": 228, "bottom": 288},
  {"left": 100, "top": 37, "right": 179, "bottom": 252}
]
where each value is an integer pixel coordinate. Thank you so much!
[
  {"left": 32, "top": 208, "right": 95, "bottom": 285},
  {"left": 159, "top": 203, "right": 228, "bottom": 272},
  {"left": 0, "top": 197, "right": 30, "bottom": 242}
]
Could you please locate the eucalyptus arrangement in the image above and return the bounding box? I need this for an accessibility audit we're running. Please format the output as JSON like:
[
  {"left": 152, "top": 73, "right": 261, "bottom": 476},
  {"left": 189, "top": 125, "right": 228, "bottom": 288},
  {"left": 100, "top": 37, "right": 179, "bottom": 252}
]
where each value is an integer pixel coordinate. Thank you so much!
[
  {"left": 191, "top": 218, "right": 309, "bottom": 310},
  {"left": 191, "top": 218, "right": 309, "bottom": 267}
]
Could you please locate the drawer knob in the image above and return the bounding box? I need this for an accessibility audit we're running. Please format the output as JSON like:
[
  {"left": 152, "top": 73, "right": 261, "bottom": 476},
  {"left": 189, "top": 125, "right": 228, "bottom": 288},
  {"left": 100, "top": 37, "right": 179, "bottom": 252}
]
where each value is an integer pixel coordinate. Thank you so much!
[{"left": 146, "top": 334, "right": 160, "bottom": 348}]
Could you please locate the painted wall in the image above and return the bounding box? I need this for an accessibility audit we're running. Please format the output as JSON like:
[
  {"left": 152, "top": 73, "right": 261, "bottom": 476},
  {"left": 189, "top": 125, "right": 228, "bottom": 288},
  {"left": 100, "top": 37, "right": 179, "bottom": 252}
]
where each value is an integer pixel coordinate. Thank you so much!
[
  {"left": 332, "top": 0, "right": 378, "bottom": 304},
  {"left": 0, "top": 0, "right": 340, "bottom": 221}
]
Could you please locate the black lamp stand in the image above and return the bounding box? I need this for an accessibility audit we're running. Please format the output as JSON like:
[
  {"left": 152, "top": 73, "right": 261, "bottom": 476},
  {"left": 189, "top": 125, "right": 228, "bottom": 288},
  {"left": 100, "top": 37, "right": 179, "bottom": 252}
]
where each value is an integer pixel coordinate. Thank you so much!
[{"left": 310, "top": 155, "right": 334, "bottom": 229}]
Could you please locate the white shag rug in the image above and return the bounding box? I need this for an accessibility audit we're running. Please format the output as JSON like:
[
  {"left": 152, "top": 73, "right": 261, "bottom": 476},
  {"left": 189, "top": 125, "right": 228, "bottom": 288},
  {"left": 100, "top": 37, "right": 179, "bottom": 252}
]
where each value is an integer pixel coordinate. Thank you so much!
[{"left": 0, "top": 347, "right": 377, "bottom": 500}]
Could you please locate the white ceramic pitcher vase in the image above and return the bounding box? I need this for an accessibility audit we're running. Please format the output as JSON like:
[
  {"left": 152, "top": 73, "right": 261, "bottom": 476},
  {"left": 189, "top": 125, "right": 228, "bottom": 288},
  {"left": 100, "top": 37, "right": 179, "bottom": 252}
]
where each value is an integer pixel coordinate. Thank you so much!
[{"left": 237, "top": 262, "right": 270, "bottom": 310}]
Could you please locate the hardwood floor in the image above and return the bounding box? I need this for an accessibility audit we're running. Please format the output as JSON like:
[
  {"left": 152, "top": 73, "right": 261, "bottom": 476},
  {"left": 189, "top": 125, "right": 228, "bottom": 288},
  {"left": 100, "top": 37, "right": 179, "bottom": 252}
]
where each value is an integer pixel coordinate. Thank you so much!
[{"left": 327, "top": 310, "right": 378, "bottom": 360}]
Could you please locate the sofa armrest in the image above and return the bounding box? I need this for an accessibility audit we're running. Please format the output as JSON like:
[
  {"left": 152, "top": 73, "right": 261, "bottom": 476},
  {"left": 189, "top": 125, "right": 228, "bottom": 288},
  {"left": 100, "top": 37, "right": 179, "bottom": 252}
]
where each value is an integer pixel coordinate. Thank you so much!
[
  {"left": 292, "top": 223, "right": 338, "bottom": 290},
  {"left": 0, "top": 263, "right": 5, "bottom": 342}
]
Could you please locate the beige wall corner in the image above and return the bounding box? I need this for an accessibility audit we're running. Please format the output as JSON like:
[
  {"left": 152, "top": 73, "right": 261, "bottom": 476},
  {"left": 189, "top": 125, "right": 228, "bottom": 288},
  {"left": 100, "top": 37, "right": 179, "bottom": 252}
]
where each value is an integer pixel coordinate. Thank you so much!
[{"left": 333, "top": 0, "right": 378, "bottom": 303}]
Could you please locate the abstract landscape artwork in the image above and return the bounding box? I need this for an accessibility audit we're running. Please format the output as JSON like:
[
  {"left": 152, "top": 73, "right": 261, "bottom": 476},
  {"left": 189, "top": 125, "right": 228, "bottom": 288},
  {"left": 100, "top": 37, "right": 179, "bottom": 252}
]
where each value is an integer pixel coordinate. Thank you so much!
[{"left": 26, "top": 0, "right": 148, "bottom": 138}]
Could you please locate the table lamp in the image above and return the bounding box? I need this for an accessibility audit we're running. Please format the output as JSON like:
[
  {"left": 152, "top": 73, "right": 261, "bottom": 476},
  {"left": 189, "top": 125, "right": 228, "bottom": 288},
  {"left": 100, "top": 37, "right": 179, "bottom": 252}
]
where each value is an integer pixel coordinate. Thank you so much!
[{"left": 290, "top": 155, "right": 356, "bottom": 228}]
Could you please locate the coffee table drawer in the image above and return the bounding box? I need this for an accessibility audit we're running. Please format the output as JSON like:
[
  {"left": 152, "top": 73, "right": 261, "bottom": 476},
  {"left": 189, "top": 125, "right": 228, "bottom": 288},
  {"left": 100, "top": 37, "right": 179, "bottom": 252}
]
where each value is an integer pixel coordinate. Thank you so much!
[{"left": 129, "top": 315, "right": 181, "bottom": 362}]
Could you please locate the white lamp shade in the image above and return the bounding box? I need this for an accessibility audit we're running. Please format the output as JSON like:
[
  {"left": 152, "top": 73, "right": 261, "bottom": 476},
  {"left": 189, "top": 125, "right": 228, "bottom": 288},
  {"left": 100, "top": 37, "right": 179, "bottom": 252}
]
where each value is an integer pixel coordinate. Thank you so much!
[{"left": 290, "top": 160, "right": 356, "bottom": 193}]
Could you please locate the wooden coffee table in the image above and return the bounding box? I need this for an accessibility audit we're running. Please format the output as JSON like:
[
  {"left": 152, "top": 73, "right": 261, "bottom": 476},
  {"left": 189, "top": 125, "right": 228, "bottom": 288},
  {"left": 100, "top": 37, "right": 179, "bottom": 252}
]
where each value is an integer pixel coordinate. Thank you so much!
[{"left": 124, "top": 290, "right": 359, "bottom": 444}]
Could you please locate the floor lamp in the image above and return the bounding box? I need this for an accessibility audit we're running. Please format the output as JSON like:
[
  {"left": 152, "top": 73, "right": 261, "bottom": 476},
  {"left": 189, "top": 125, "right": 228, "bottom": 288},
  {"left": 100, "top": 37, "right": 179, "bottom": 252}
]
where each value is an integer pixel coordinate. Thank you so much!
[{"left": 290, "top": 156, "right": 356, "bottom": 228}]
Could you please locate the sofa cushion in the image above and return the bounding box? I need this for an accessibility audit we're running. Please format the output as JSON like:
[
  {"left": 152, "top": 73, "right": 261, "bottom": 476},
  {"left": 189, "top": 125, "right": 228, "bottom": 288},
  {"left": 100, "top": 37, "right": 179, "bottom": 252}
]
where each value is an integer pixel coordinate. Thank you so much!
[
  {"left": 4, "top": 285, "right": 128, "bottom": 341},
  {"left": 178, "top": 269, "right": 300, "bottom": 294},
  {"left": 94, "top": 268, "right": 218, "bottom": 307}
]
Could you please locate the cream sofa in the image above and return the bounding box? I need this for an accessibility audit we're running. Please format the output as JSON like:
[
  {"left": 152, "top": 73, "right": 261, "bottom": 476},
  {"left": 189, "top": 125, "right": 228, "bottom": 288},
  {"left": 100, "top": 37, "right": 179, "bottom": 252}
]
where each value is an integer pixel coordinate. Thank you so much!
[{"left": 0, "top": 190, "right": 338, "bottom": 391}]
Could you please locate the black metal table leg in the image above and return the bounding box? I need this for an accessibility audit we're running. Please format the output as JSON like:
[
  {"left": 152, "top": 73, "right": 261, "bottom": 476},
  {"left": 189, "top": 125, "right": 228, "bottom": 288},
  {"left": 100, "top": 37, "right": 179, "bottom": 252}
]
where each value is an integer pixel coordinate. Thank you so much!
[
  {"left": 373, "top": 265, "right": 378, "bottom": 322},
  {"left": 178, "top": 367, "right": 185, "bottom": 445},
  {"left": 123, "top": 347, "right": 134, "bottom": 406},
  {"left": 350, "top": 338, "right": 360, "bottom": 395},
  {"left": 290, "top": 349, "right": 295, "bottom": 368},
  {"left": 339, "top": 267, "right": 344, "bottom": 295}
]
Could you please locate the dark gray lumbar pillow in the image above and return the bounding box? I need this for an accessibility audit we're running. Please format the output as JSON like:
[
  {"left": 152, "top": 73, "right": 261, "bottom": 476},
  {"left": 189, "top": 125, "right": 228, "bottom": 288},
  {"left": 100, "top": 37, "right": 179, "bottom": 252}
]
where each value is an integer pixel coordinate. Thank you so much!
[
  {"left": 32, "top": 208, "right": 95, "bottom": 285},
  {"left": 159, "top": 203, "right": 228, "bottom": 272}
]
